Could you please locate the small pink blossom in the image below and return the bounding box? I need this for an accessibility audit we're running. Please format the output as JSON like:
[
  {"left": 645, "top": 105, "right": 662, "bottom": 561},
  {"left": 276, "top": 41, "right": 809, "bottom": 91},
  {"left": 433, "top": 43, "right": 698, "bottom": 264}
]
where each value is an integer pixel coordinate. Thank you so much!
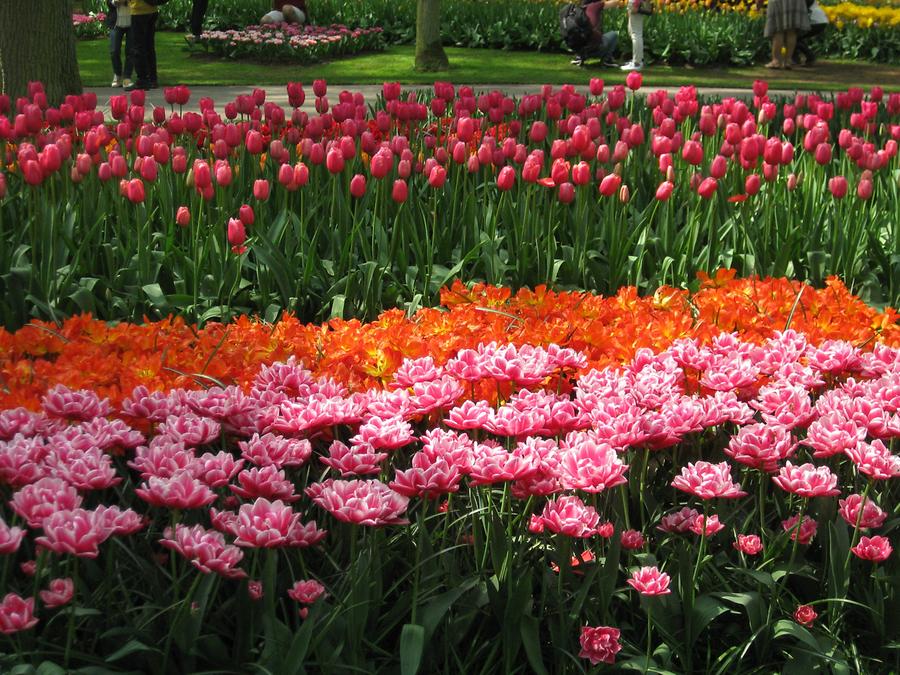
[
  {"left": 851, "top": 535, "right": 892, "bottom": 562},
  {"left": 0, "top": 518, "right": 26, "bottom": 554},
  {"left": 0, "top": 593, "right": 38, "bottom": 634},
  {"left": 672, "top": 461, "right": 747, "bottom": 499},
  {"left": 539, "top": 495, "right": 600, "bottom": 538},
  {"left": 657, "top": 507, "right": 701, "bottom": 534},
  {"left": 247, "top": 580, "right": 263, "bottom": 600},
  {"left": 690, "top": 514, "right": 725, "bottom": 537},
  {"left": 135, "top": 471, "right": 216, "bottom": 510},
  {"left": 838, "top": 494, "right": 887, "bottom": 530},
  {"left": 578, "top": 625, "right": 622, "bottom": 665},
  {"left": 733, "top": 534, "right": 763, "bottom": 555},
  {"left": 39, "top": 578, "right": 74, "bottom": 608},
  {"left": 627, "top": 566, "right": 671, "bottom": 595},
  {"left": 772, "top": 462, "right": 840, "bottom": 498},
  {"left": 620, "top": 529, "right": 645, "bottom": 549},
  {"left": 794, "top": 604, "right": 817, "bottom": 626},
  {"left": 782, "top": 514, "right": 818, "bottom": 544},
  {"left": 287, "top": 579, "right": 326, "bottom": 604}
]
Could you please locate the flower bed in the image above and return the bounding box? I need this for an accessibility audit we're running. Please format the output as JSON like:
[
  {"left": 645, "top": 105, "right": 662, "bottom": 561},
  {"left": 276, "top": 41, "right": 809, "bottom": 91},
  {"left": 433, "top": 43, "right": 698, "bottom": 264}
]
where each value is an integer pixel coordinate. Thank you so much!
[
  {"left": 72, "top": 12, "right": 106, "bottom": 40},
  {"left": 199, "top": 23, "right": 385, "bottom": 63},
  {"left": 1, "top": 274, "right": 898, "bottom": 412},
  {"left": 1, "top": 81, "right": 898, "bottom": 331},
  {"left": 0, "top": 320, "right": 897, "bottom": 671}
]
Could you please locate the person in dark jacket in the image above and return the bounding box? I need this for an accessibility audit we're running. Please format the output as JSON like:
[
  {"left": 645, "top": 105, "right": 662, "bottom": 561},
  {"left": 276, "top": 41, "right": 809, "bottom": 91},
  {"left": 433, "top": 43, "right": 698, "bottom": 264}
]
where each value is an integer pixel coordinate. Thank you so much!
[
  {"left": 573, "top": 0, "right": 621, "bottom": 67},
  {"left": 125, "top": 0, "right": 158, "bottom": 91},
  {"left": 106, "top": 0, "right": 133, "bottom": 88}
]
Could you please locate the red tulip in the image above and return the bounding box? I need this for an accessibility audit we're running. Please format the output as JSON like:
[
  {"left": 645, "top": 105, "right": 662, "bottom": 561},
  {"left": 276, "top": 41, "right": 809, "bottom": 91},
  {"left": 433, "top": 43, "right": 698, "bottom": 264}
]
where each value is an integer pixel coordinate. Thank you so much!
[
  {"left": 598, "top": 173, "right": 621, "bottom": 197},
  {"left": 709, "top": 155, "right": 728, "bottom": 179},
  {"left": 457, "top": 117, "right": 474, "bottom": 143},
  {"left": 625, "top": 72, "right": 643, "bottom": 91},
  {"left": 126, "top": 178, "right": 145, "bottom": 204},
  {"left": 496, "top": 166, "right": 515, "bottom": 191},
  {"left": 176, "top": 206, "right": 190, "bottom": 227},
  {"left": 278, "top": 163, "right": 294, "bottom": 188},
  {"left": 655, "top": 181, "right": 674, "bottom": 201},
  {"left": 325, "top": 148, "right": 345, "bottom": 174},
  {"left": 589, "top": 78, "right": 604, "bottom": 97},
  {"left": 245, "top": 130, "right": 263, "bottom": 155},
  {"left": 350, "top": 173, "right": 367, "bottom": 198},
  {"left": 293, "top": 162, "right": 309, "bottom": 187},
  {"left": 744, "top": 173, "right": 761, "bottom": 196},
  {"left": 828, "top": 175, "right": 848, "bottom": 198},
  {"left": 22, "top": 160, "right": 43, "bottom": 186},
  {"left": 215, "top": 162, "right": 232, "bottom": 187},
  {"left": 857, "top": 178, "right": 873, "bottom": 200},
  {"left": 391, "top": 179, "right": 408, "bottom": 203},
  {"left": 697, "top": 177, "right": 718, "bottom": 199},
  {"left": 572, "top": 161, "right": 591, "bottom": 186},
  {"left": 140, "top": 156, "right": 158, "bottom": 182},
  {"left": 682, "top": 140, "right": 703, "bottom": 166},
  {"left": 428, "top": 165, "right": 446, "bottom": 189},
  {"left": 227, "top": 218, "right": 247, "bottom": 254},
  {"left": 193, "top": 160, "right": 211, "bottom": 189},
  {"left": 287, "top": 82, "right": 305, "bottom": 108},
  {"left": 558, "top": 182, "right": 575, "bottom": 204},
  {"left": 313, "top": 80, "right": 327, "bottom": 98},
  {"left": 98, "top": 162, "right": 112, "bottom": 182},
  {"left": 814, "top": 143, "right": 832, "bottom": 165}
]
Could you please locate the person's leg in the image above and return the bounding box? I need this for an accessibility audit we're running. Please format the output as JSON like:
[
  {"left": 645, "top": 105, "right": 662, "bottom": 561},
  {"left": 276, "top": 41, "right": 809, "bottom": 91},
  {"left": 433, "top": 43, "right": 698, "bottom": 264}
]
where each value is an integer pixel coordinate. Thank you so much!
[
  {"left": 123, "top": 28, "right": 134, "bottom": 81},
  {"left": 190, "top": 0, "right": 208, "bottom": 37},
  {"left": 600, "top": 31, "right": 618, "bottom": 63},
  {"left": 768, "top": 32, "right": 785, "bottom": 67},
  {"left": 629, "top": 12, "right": 644, "bottom": 65},
  {"left": 109, "top": 26, "right": 123, "bottom": 78},
  {"left": 147, "top": 13, "right": 158, "bottom": 87},
  {"left": 129, "top": 14, "right": 149, "bottom": 87},
  {"left": 784, "top": 29, "right": 797, "bottom": 66}
]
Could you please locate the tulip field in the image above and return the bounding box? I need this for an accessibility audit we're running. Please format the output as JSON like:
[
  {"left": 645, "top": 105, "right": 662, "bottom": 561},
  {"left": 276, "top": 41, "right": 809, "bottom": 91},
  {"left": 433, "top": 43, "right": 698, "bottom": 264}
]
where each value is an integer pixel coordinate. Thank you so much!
[{"left": 0, "top": 75, "right": 898, "bottom": 673}]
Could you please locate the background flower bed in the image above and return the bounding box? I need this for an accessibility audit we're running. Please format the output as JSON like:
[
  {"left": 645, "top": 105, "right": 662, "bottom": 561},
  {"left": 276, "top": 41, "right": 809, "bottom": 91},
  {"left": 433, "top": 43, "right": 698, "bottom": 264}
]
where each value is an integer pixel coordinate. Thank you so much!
[
  {"left": 0, "top": 319, "right": 897, "bottom": 672},
  {"left": 79, "top": 0, "right": 900, "bottom": 65},
  {"left": 72, "top": 12, "right": 106, "bottom": 41},
  {"left": 1, "top": 81, "right": 897, "bottom": 330},
  {"left": 199, "top": 23, "right": 385, "bottom": 64}
]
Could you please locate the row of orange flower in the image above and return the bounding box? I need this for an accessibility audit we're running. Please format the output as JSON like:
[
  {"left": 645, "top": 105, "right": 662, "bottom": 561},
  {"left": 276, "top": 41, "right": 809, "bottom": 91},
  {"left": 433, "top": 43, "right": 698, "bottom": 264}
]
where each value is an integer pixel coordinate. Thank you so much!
[{"left": 1, "top": 271, "right": 897, "bottom": 412}]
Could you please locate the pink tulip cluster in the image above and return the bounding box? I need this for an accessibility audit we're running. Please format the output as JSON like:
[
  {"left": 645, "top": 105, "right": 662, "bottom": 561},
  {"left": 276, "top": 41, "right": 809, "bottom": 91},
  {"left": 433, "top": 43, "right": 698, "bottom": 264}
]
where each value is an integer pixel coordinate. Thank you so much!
[{"left": 0, "top": 328, "right": 898, "bottom": 640}]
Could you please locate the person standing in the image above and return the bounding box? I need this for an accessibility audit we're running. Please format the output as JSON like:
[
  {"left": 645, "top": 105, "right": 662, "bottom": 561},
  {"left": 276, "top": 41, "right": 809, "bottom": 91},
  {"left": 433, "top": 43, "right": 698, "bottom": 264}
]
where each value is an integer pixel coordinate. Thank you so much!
[
  {"left": 126, "top": 0, "right": 159, "bottom": 91},
  {"left": 621, "top": 0, "right": 647, "bottom": 71},
  {"left": 106, "top": 0, "right": 133, "bottom": 87},
  {"left": 764, "top": 0, "right": 809, "bottom": 68},
  {"left": 189, "top": 0, "right": 208, "bottom": 41}
]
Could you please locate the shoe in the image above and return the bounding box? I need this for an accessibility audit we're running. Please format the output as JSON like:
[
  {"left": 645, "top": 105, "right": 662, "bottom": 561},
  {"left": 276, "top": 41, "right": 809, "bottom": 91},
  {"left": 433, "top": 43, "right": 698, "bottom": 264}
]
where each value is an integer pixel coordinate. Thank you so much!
[
  {"left": 124, "top": 81, "right": 149, "bottom": 92},
  {"left": 601, "top": 58, "right": 618, "bottom": 68},
  {"left": 620, "top": 61, "right": 643, "bottom": 71},
  {"left": 111, "top": 75, "right": 120, "bottom": 88},
  {"left": 570, "top": 57, "right": 583, "bottom": 65},
  {"left": 122, "top": 78, "right": 132, "bottom": 88}
]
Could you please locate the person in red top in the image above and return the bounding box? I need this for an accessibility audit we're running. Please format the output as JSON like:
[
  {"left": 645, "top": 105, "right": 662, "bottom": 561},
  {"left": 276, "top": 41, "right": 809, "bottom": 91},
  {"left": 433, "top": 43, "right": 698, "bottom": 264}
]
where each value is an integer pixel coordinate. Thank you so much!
[{"left": 573, "top": 0, "right": 622, "bottom": 67}]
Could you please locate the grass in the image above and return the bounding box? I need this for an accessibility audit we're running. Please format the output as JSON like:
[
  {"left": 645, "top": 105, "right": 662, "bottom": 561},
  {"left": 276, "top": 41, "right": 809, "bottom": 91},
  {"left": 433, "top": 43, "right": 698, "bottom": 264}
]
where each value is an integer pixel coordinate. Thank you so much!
[{"left": 77, "top": 33, "right": 900, "bottom": 90}]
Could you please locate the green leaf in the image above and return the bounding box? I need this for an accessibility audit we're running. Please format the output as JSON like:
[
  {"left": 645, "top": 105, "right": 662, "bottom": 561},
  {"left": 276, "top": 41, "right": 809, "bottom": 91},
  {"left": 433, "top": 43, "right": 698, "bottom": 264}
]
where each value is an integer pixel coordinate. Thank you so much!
[
  {"left": 773, "top": 619, "right": 820, "bottom": 652},
  {"left": 689, "top": 594, "right": 732, "bottom": 647},
  {"left": 400, "top": 623, "right": 425, "bottom": 675},
  {"left": 105, "top": 640, "right": 161, "bottom": 663},
  {"left": 421, "top": 580, "right": 476, "bottom": 642},
  {"left": 519, "top": 615, "right": 549, "bottom": 675}
]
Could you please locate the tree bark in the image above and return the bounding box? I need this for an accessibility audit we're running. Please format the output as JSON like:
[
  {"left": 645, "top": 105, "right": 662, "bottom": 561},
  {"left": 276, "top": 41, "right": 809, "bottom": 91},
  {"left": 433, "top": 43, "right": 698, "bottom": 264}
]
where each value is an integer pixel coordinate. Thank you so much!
[
  {"left": 415, "top": 0, "right": 448, "bottom": 71},
  {"left": 0, "top": 0, "right": 83, "bottom": 106}
]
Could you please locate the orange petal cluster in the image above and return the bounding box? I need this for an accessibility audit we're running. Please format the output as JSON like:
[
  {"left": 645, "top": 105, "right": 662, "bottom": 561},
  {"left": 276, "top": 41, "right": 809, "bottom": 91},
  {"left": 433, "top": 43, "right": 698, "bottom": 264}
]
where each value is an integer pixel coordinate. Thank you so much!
[{"left": 1, "top": 272, "right": 896, "bottom": 411}]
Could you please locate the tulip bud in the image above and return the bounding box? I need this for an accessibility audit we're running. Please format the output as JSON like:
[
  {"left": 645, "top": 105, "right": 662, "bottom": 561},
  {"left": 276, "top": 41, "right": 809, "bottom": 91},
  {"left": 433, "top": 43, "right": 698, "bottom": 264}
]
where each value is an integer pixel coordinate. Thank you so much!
[
  {"left": 828, "top": 175, "right": 848, "bottom": 198},
  {"left": 814, "top": 143, "right": 832, "bottom": 165},
  {"left": 253, "top": 179, "right": 270, "bottom": 201},
  {"left": 496, "top": 166, "right": 516, "bottom": 191},
  {"left": 428, "top": 165, "right": 446, "bottom": 189},
  {"left": 313, "top": 79, "right": 327, "bottom": 98},
  {"left": 571, "top": 161, "right": 590, "bottom": 186},
  {"left": 557, "top": 182, "right": 575, "bottom": 204},
  {"left": 325, "top": 148, "right": 345, "bottom": 174},
  {"left": 391, "top": 178, "right": 408, "bottom": 203},
  {"left": 745, "top": 173, "right": 761, "bottom": 196},
  {"left": 176, "top": 206, "right": 190, "bottom": 227},
  {"left": 293, "top": 162, "right": 309, "bottom": 187},
  {"left": 697, "top": 177, "right": 718, "bottom": 199},
  {"left": 350, "top": 173, "right": 367, "bottom": 198},
  {"left": 215, "top": 162, "right": 232, "bottom": 186},
  {"left": 618, "top": 184, "right": 630, "bottom": 203},
  {"left": 227, "top": 218, "right": 247, "bottom": 253},
  {"left": 625, "top": 72, "right": 643, "bottom": 91},
  {"left": 239, "top": 204, "right": 255, "bottom": 227},
  {"left": 787, "top": 173, "right": 798, "bottom": 191},
  {"left": 140, "top": 156, "right": 158, "bottom": 182},
  {"left": 126, "top": 178, "right": 145, "bottom": 204},
  {"left": 598, "top": 173, "right": 620, "bottom": 197},
  {"left": 857, "top": 178, "right": 873, "bottom": 200},
  {"left": 709, "top": 155, "right": 728, "bottom": 179},
  {"left": 655, "top": 180, "right": 674, "bottom": 201}
]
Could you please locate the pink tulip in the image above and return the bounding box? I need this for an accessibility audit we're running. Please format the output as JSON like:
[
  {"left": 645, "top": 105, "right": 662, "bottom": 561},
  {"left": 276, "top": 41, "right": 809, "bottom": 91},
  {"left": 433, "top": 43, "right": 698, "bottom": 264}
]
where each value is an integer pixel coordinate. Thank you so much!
[
  {"left": 126, "top": 178, "right": 145, "bottom": 204},
  {"left": 579, "top": 626, "right": 621, "bottom": 665},
  {"left": 857, "top": 178, "right": 873, "bottom": 200},
  {"left": 598, "top": 173, "right": 620, "bottom": 197},
  {"left": 239, "top": 204, "right": 255, "bottom": 227},
  {"left": 734, "top": 534, "right": 763, "bottom": 555},
  {"left": 851, "top": 535, "right": 892, "bottom": 562},
  {"left": 828, "top": 175, "right": 848, "bottom": 198},
  {"left": 496, "top": 166, "right": 515, "bottom": 191},
  {"left": 627, "top": 566, "right": 671, "bottom": 595},
  {"left": 253, "top": 179, "right": 270, "bottom": 201},
  {"left": 0, "top": 594, "right": 38, "bottom": 634},
  {"left": 313, "top": 79, "right": 327, "bottom": 98},
  {"left": 39, "top": 578, "right": 75, "bottom": 609},
  {"left": 625, "top": 72, "right": 643, "bottom": 91},
  {"left": 697, "top": 177, "right": 718, "bottom": 199},
  {"left": 176, "top": 206, "right": 190, "bottom": 227},
  {"left": 427, "top": 165, "right": 446, "bottom": 189}
]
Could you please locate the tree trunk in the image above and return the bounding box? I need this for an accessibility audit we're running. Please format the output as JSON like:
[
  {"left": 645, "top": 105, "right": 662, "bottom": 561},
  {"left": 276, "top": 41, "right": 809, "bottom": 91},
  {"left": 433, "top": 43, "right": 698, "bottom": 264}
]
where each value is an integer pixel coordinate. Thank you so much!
[
  {"left": 0, "top": 0, "right": 83, "bottom": 106},
  {"left": 415, "top": 0, "right": 448, "bottom": 71}
]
